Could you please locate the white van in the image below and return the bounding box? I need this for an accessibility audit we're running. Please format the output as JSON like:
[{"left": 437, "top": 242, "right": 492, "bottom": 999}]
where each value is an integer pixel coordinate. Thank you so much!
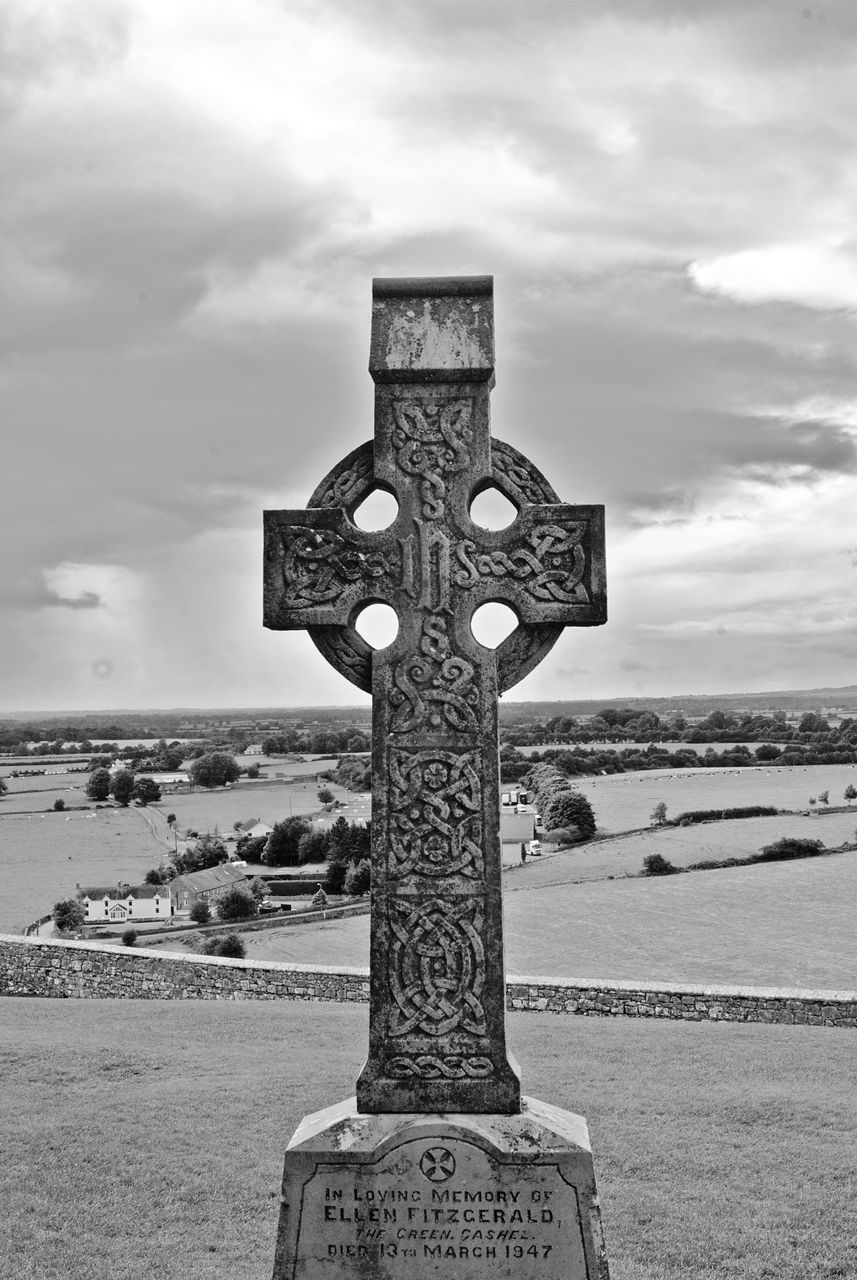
[{"left": 528, "top": 839, "right": 542, "bottom": 857}]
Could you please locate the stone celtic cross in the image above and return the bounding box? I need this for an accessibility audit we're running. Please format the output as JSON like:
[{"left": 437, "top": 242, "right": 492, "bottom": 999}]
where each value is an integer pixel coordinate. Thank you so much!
[{"left": 264, "top": 277, "right": 606, "bottom": 1115}]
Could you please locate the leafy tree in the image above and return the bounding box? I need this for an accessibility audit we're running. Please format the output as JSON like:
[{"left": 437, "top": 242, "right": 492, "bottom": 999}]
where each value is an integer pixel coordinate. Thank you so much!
[
  {"left": 145, "top": 867, "right": 168, "bottom": 885},
  {"left": 166, "top": 813, "right": 176, "bottom": 826},
  {"left": 173, "top": 833, "right": 228, "bottom": 875},
  {"left": 297, "top": 829, "right": 330, "bottom": 865},
  {"left": 246, "top": 763, "right": 260, "bottom": 779},
  {"left": 86, "top": 767, "right": 111, "bottom": 801},
  {"left": 344, "top": 858, "right": 371, "bottom": 896},
  {"left": 818, "top": 790, "right": 829, "bottom": 805},
  {"left": 317, "top": 787, "right": 335, "bottom": 805},
  {"left": 189, "top": 900, "right": 212, "bottom": 924},
  {"left": 754, "top": 743, "right": 781, "bottom": 761},
  {"left": 121, "top": 929, "right": 138, "bottom": 947},
  {"left": 189, "top": 752, "right": 240, "bottom": 788},
  {"left": 53, "top": 898, "right": 85, "bottom": 932},
  {"left": 0, "top": 777, "right": 6, "bottom": 797},
  {"left": 845, "top": 784, "right": 857, "bottom": 806},
  {"left": 542, "top": 789, "right": 596, "bottom": 838},
  {"left": 311, "top": 886, "right": 329, "bottom": 909},
  {"left": 133, "top": 776, "right": 161, "bottom": 805},
  {"left": 215, "top": 886, "right": 258, "bottom": 922},
  {"left": 110, "top": 769, "right": 135, "bottom": 807},
  {"left": 263, "top": 817, "right": 311, "bottom": 867},
  {"left": 650, "top": 801, "right": 668, "bottom": 826},
  {"left": 53, "top": 798, "right": 65, "bottom": 811},
  {"left": 248, "top": 876, "right": 268, "bottom": 903}
]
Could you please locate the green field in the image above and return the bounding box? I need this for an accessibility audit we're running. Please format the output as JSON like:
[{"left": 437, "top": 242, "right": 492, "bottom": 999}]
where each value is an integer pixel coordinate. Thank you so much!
[
  {"left": 1, "top": 998, "right": 854, "bottom": 1280},
  {"left": 0, "top": 808, "right": 168, "bottom": 933},
  {"left": 569, "top": 763, "right": 857, "bottom": 834},
  {"left": 242, "top": 843, "right": 857, "bottom": 989}
]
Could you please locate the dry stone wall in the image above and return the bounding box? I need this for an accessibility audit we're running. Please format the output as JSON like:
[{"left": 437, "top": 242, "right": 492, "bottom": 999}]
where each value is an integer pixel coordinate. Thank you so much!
[{"left": 1, "top": 934, "right": 855, "bottom": 1027}]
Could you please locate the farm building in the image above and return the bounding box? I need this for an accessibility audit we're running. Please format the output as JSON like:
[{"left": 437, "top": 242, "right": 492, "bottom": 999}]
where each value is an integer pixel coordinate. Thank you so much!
[
  {"left": 234, "top": 818, "right": 274, "bottom": 840},
  {"left": 170, "top": 863, "right": 249, "bottom": 915},
  {"left": 80, "top": 884, "right": 172, "bottom": 925}
]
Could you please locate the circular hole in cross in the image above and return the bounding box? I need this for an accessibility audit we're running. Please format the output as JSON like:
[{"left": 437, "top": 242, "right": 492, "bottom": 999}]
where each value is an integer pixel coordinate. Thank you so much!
[
  {"left": 354, "top": 602, "right": 399, "bottom": 650},
  {"left": 470, "top": 602, "right": 518, "bottom": 650},
  {"left": 352, "top": 487, "right": 398, "bottom": 531},
  {"left": 469, "top": 485, "right": 517, "bottom": 531}
]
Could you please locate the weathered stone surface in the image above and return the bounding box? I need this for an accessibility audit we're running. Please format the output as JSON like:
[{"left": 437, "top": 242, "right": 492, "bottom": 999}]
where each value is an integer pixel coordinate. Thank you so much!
[
  {"left": 264, "top": 277, "right": 606, "bottom": 1114},
  {"left": 273, "top": 1095, "right": 609, "bottom": 1280}
]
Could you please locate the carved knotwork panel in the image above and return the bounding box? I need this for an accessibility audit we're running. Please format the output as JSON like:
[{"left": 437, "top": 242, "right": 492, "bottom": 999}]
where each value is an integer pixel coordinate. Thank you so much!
[
  {"left": 454, "top": 521, "right": 589, "bottom": 605},
  {"left": 389, "top": 614, "right": 479, "bottom": 734},
  {"left": 390, "top": 398, "right": 473, "bottom": 520},
  {"left": 282, "top": 527, "right": 388, "bottom": 607},
  {"left": 388, "top": 748, "right": 482, "bottom": 880},
  {"left": 386, "top": 1053, "right": 493, "bottom": 1080},
  {"left": 388, "top": 897, "right": 487, "bottom": 1039}
]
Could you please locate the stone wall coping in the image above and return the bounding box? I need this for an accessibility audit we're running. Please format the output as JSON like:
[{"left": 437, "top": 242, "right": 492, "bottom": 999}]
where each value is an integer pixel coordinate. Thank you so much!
[
  {"left": 3, "top": 934, "right": 855, "bottom": 1005},
  {"left": 506, "top": 971, "right": 857, "bottom": 1003},
  {"left": 0, "top": 933, "right": 369, "bottom": 979}
]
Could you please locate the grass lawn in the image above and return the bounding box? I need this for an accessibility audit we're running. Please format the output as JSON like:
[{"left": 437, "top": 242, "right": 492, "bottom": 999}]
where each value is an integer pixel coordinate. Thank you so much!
[
  {"left": 1, "top": 998, "right": 854, "bottom": 1280},
  {"left": 242, "top": 849, "right": 857, "bottom": 990}
]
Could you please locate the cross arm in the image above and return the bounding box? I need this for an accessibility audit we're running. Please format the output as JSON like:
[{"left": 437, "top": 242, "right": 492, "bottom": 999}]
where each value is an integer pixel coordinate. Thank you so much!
[
  {"left": 453, "top": 502, "right": 606, "bottom": 626},
  {"left": 263, "top": 508, "right": 393, "bottom": 630}
]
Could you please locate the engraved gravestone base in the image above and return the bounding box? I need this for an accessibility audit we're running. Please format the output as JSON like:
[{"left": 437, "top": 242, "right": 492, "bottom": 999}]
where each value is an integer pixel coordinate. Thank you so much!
[{"left": 273, "top": 1096, "right": 610, "bottom": 1280}]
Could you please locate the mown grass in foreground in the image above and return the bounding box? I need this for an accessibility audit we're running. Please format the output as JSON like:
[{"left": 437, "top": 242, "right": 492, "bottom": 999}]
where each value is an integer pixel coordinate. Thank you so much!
[{"left": 2, "top": 997, "right": 855, "bottom": 1280}]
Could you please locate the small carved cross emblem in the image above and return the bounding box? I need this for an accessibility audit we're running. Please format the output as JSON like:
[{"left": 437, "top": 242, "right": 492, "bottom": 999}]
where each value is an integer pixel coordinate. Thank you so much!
[
  {"left": 265, "top": 277, "right": 606, "bottom": 1114},
  {"left": 419, "top": 1147, "right": 456, "bottom": 1183}
]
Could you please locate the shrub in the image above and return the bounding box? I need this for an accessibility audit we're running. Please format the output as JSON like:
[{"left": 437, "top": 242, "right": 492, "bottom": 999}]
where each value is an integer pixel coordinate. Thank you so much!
[
  {"left": 214, "top": 934, "right": 246, "bottom": 959},
  {"left": 642, "top": 853, "right": 679, "bottom": 876},
  {"left": 201, "top": 934, "right": 246, "bottom": 959},
  {"left": 121, "top": 929, "right": 138, "bottom": 947},
  {"left": 215, "top": 886, "right": 258, "bottom": 922},
  {"left": 53, "top": 798, "right": 65, "bottom": 811},
  {"left": 756, "top": 838, "right": 825, "bottom": 863},
  {"left": 544, "top": 827, "right": 579, "bottom": 847},
  {"left": 189, "top": 900, "right": 212, "bottom": 925}
]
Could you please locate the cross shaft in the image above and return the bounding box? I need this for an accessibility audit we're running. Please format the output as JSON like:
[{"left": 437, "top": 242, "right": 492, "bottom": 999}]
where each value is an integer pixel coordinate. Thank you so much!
[{"left": 264, "top": 277, "right": 606, "bottom": 1113}]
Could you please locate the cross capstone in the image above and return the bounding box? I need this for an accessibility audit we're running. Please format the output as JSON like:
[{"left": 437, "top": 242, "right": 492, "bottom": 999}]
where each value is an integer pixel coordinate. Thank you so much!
[{"left": 264, "top": 276, "right": 606, "bottom": 1113}]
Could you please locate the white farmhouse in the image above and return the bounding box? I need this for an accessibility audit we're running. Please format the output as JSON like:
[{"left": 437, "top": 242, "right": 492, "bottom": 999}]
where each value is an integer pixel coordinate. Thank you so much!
[{"left": 80, "top": 884, "right": 172, "bottom": 926}]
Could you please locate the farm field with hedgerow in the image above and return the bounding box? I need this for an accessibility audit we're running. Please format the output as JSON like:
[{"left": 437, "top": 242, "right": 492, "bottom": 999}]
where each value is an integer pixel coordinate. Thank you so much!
[
  {"left": 242, "top": 835, "right": 857, "bottom": 990},
  {"left": 565, "top": 762, "right": 857, "bottom": 833}
]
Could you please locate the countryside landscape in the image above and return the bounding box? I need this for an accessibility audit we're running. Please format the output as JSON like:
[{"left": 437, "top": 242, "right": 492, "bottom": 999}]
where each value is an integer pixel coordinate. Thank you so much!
[{"left": 3, "top": 691, "right": 857, "bottom": 1279}]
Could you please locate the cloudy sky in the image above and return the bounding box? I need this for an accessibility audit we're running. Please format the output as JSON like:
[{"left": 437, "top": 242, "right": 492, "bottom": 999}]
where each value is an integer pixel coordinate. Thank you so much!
[{"left": 3, "top": 0, "right": 856, "bottom": 713}]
